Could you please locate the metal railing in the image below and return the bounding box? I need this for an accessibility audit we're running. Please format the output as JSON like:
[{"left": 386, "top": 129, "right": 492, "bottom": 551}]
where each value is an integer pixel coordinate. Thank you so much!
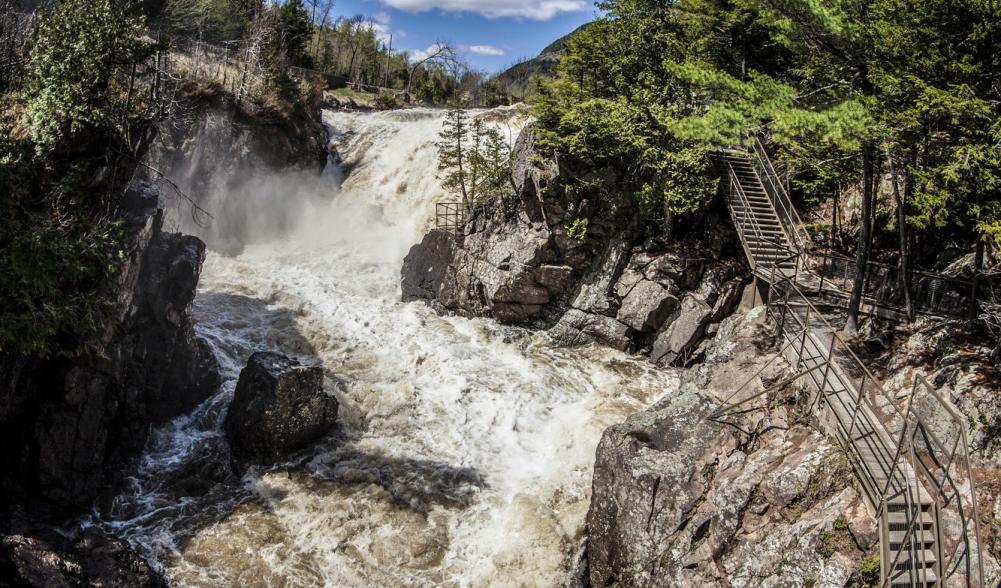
[
  {"left": 883, "top": 375, "right": 985, "bottom": 587},
  {"left": 709, "top": 255, "right": 985, "bottom": 587},
  {"left": 750, "top": 135, "right": 812, "bottom": 253},
  {"left": 435, "top": 201, "right": 466, "bottom": 232},
  {"left": 808, "top": 250, "right": 978, "bottom": 320},
  {"left": 721, "top": 159, "right": 799, "bottom": 278}
]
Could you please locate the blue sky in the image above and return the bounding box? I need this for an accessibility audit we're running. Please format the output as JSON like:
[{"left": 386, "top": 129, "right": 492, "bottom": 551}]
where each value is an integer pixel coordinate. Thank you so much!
[{"left": 326, "top": 0, "right": 599, "bottom": 73}]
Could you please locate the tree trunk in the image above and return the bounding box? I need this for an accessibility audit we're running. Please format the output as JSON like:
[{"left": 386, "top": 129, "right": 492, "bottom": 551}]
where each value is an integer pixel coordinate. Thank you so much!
[
  {"left": 832, "top": 182, "right": 840, "bottom": 248},
  {"left": 845, "top": 140, "right": 875, "bottom": 333},
  {"left": 970, "top": 237, "right": 985, "bottom": 321},
  {"left": 888, "top": 154, "right": 913, "bottom": 321}
]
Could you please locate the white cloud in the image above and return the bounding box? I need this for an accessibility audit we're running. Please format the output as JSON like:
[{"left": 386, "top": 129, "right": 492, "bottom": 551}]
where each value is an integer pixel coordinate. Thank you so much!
[
  {"left": 371, "top": 22, "right": 393, "bottom": 42},
  {"left": 468, "top": 45, "right": 506, "bottom": 56},
  {"left": 373, "top": 10, "right": 392, "bottom": 24},
  {"left": 379, "top": 0, "right": 587, "bottom": 20}
]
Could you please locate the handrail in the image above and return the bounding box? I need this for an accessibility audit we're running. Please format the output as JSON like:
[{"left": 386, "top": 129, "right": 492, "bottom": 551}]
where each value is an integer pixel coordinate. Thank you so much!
[
  {"left": 750, "top": 135, "right": 811, "bottom": 252},
  {"left": 722, "top": 160, "right": 798, "bottom": 277},
  {"left": 435, "top": 201, "right": 466, "bottom": 232},
  {"left": 711, "top": 145, "right": 985, "bottom": 587},
  {"left": 809, "top": 248, "right": 978, "bottom": 320},
  {"left": 709, "top": 254, "right": 985, "bottom": 586}
]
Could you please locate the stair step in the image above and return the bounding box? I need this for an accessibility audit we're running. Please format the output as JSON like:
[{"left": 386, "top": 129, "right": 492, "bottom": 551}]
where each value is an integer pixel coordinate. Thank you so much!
[
  {"left": 891, "top": 550, "right": 937, "bottom": 570},
  {"left": 889, "top": 530, "right": 936, "bottom": 550},
  {"left": 888, "top": 569, "right": 939, "bottom": 588},
  {"left": 887, "top": 510, "right": 936, "bottom": 531}
]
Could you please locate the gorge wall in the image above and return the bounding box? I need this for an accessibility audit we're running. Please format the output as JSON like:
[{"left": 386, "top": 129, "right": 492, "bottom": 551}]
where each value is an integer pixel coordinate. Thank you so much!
[
  {"left": 1, "top": 85, "right": 331, "bottom": 585},
  {"left": 147, "top": 85, "right": 330, "bottom": 253}
]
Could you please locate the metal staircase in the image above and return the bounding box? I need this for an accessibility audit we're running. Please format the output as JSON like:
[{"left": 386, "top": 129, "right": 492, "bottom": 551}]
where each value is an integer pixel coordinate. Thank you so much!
[{"left": 707, "top": 139, "right": 986, "bottom": 588}]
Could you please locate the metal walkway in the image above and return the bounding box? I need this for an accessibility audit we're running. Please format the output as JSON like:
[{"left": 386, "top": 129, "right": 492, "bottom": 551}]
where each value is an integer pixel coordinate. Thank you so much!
[{"left": 708, "top": 141, "right": 985, "bottom": 588}]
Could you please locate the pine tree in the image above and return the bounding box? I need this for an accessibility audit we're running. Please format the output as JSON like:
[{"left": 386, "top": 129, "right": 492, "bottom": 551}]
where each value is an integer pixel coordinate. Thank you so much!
[{"left": 437, "top": 108, "right": 470, "bottom": 209}]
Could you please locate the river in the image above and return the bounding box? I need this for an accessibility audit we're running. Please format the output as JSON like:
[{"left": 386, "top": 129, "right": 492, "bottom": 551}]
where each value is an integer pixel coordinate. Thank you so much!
[{"left": 97, "top": 107, "right": 680, "bottom": 587}]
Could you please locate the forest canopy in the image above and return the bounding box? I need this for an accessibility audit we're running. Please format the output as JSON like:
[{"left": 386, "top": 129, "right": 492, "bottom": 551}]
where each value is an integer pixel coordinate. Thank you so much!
[{"left": 533, "top": 0, "right": 1001, "bottom": 261}]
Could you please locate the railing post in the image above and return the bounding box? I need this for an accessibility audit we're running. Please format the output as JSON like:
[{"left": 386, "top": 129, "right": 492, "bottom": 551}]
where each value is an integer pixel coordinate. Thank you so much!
[
  {"left": 846, "top": 372, "right": 865, "bottom": 443},
  {"left": 798, "top": 302, "right": 812, "bottom": 370}
]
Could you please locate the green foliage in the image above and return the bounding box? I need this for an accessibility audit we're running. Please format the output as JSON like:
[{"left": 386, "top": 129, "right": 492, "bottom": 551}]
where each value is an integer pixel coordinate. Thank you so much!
[
  {"left": 260, "top": 0, "right": 312, "bottom": 91},
  {"left": 436, "top": 109, "right": 515, "bottom": 209},
  {"left": 0, "top": 111, "right": 124, "bottom": 357},
  {"left": 161, "top": 0, "right": 259, "bottom": 43},
  {"left": 1, "top": 0, "right": 164, "bottom": 357},
  {"left": 374, "top": 91, "right": 398, "bottom": 110},
  {"left": 437, "top": 108, "right": 470, "bottom": 206},
  {"left": 564, "top": 217, "right": 589, "bottom": 240},
  {"left": 534, "top": 0, "right": 1001, "bottom": 252},
  {"left": 850, "top": 553, "right": 882, "bottom": 588},
  {"left": 25, "top": 0, "right": 156, "bottom": 154}
]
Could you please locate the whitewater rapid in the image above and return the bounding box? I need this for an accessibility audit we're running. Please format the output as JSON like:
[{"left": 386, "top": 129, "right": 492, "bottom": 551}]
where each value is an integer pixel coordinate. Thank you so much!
[{"left": 100, "top": 107, "right": 681, "bottom": 586}]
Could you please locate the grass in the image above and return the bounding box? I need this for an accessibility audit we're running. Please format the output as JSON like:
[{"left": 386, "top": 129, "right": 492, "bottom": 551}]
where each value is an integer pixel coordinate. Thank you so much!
[{"left": 331, "top": 87, "right": 376, "bottom": 103}]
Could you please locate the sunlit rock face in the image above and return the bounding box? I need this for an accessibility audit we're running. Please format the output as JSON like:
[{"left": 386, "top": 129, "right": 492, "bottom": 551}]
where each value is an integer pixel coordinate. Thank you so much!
[
  {"left": 586, "top": 309, "right": 872, "bottom": 587},
  {"left": 100, "top": 107, "right": 684, "bottom": 586}
]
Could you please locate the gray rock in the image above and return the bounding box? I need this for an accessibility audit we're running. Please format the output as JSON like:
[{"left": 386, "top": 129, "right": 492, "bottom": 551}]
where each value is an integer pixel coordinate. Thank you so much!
[
  {"left": 586, "top": 309, "right": 864, "bottom": 587},
  {"left": 225, "top": 352, "right": 338, "bottom": 461},
  {"left": 401, "top": 230, "right": 456, "bottom": 302},
  {"left": 549, "top": 308, "right": 633, "bottom": 350},
  {"left": 1, "top": 183, "right": 221, "bottom": 510},
  {"left": 616, "top": 280, "right": 680, "bottom": 333},
  {"left": 587, "top": 388, "right": 731, "bottom": 587},
  {"left": 650, "top": 296, "right": 713, "bottom": 367}
]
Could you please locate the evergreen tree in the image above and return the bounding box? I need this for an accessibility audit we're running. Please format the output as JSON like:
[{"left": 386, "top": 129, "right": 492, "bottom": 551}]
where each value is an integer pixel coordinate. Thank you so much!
[
  {"left": 25, "top": 0, "right": 157, "bottom": 154},
  {"left": 437, "top": 108, "right": 470, "bottom": 209}
]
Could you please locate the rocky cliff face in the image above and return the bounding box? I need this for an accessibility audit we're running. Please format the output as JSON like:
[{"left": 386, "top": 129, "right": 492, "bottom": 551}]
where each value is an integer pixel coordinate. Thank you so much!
[
  {"left": 401, "top": 129, "right": 748, "bottom": 366},
  {"left": 584, "top": 308, "right": 880, "bottom": 586},
  {"left": 0, "top": 183, "right": 220, "bottom": 513},
  {"left": 147, "top": 86, "right": 329, "bottom": 254}
]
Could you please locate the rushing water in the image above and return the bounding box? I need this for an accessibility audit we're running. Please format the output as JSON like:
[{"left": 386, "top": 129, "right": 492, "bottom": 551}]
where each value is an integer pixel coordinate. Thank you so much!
[{"left": 98, "top": 107, "right": 681, "bottom": 587}]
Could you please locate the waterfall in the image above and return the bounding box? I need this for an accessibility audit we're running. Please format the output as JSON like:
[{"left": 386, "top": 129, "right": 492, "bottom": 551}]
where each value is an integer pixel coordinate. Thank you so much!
[{"left": 99, "top": 106, "right": 680, "bottom": 587}]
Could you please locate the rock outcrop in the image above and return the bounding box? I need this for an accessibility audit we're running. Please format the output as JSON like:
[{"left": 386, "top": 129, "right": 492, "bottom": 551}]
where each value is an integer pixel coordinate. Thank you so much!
[
  {"left": 225, "top": 352, "right": 338, "bottom": 461},
  {"left": 0, "top": 183, "right": 221, "bottom": 512},
  {"left": 401, "top": 127, "right": 748, "bottom": 365},
  {"left": 0, "top": 528, "right": 166, "bottom": 588},
  {"left": 585, "top": 309, "right": 880, "bottom": 586}
]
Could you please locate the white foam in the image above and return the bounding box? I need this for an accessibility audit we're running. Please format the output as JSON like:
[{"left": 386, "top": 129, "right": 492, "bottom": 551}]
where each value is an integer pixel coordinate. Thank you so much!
[{"left": 102, "top": 107, "right": 679, "bottom": 587}]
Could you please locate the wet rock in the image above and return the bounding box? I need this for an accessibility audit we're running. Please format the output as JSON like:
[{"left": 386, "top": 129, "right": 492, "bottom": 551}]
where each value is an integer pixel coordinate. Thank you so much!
[
  {"left": 225, "top": 353, "right": 338, "bottom": 461},
  {"left": 401, "top": 230, "right": 456, "bottom": 303},
  {"left": 161, "top": 435, "right": 234, "bottom": 498},
  {"left": 548, "top": 309, "right": 633, "bottom": 350},
  {"left": 0, "top": 529, "right": 166, "bottom": 588}
]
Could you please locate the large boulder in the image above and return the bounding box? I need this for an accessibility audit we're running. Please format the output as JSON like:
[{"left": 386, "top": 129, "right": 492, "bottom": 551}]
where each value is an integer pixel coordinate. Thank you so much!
[
  {"left": 225, "top": 353, "right": 338, "bottom": 461},
  {"left": 650, "top": 295, "right": 714, "bottom": 367},
  {"left": 401, "top": 230, "right": 456, "bottom": 303}
]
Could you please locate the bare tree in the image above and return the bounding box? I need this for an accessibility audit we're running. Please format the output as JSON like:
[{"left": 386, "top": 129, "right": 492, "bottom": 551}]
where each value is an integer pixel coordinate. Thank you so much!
[
  {"left": 311, "top": 0, "right": 335, "bottom": 61},
  {"left": 406, "top": 41, "right": 458, "bottom": 94}
]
